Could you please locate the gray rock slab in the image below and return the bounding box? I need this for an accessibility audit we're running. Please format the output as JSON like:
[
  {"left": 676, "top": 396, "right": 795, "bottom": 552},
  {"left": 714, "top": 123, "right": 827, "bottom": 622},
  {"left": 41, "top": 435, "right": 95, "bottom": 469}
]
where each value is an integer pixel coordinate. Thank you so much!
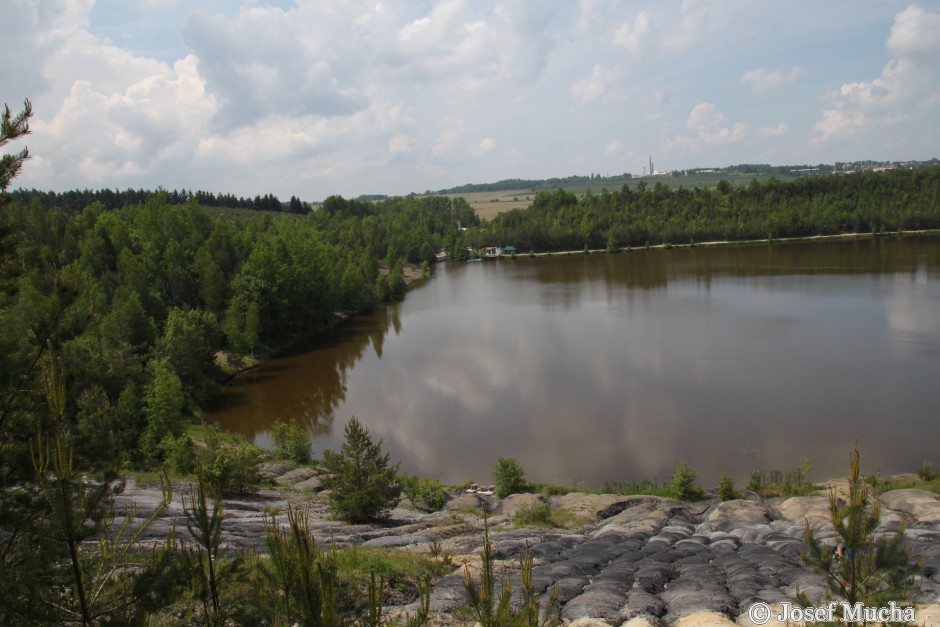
[
  {"left": 501, "top": 493, "right": 547, "bottom": 518},
  {"left": 275, "top": 466, "right": 317, "bottom": 485},
  {"left": 703, "top": 500, "right": 773, "bottom": 533},
  {"left": 880, "top": 489, "right": 940, "bottom": 523}
]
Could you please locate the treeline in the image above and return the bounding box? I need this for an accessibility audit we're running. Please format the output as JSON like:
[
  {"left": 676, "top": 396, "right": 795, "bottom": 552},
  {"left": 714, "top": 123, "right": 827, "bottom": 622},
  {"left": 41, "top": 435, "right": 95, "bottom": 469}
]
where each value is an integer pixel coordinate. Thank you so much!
[
  {"left": 9, "top": 187, "right": 310, "bottom": 214},
  {"left": 0, "top": 192, "right": 476, "bottom": 474},
  {"left": 480, "top": 168, "right": 940, "bottom": 252},
  {"left": 431, "top": 172, "right": 633, "bottom": 195}
]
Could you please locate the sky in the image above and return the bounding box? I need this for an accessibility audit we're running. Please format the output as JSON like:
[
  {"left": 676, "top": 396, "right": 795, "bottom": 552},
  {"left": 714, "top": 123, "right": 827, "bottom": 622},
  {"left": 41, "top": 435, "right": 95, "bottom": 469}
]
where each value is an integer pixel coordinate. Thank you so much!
[{"left": 3, "top": 0, "right": 940, "bottom": 201}]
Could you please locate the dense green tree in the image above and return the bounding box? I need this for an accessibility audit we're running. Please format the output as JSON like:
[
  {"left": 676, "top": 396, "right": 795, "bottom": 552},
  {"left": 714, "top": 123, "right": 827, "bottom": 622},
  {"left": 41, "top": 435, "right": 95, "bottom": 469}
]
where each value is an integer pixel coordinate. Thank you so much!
[
  {"left": 318, "top": 417, "right": 401, "bottom": 522},
  {"left": 156, "top": 307, "right": 222, "bottom": 406},
  {"left": 141, "top": 357, "right": 187, "bottom": 459},
  {"left": 493, "top": 457, "right": 527, "bottom": 498}
]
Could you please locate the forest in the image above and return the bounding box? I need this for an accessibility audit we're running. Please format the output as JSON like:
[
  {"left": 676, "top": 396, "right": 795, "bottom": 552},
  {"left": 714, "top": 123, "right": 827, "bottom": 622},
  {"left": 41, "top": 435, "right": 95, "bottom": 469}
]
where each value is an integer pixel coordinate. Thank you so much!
[
  {"left": 475, "top": 168, "right": 940, "bottom": 252},
  {"left": 0, "top": 191, "right": 479, "bottom": 470}
]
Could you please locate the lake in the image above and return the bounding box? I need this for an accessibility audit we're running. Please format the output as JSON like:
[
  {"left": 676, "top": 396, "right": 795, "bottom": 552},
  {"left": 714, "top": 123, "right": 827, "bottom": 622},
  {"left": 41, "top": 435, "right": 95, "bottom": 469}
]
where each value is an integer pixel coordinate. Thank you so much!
[{"left": 207, "top": 236, "right": 940, "bottom": 488}]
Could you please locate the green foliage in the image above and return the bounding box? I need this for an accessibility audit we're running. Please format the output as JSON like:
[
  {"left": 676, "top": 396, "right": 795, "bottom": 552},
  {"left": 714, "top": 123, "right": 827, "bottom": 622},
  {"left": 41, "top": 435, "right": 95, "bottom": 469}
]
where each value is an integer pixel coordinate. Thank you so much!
[
  {"left": 156, "top": 307, "right": 223, "bottom": 406},
  {"left": 141, "top": 357, "right": 187, "bottom": 460},
  {"left": 718, "top": 473, "right": 736, "bottom": 501},
  {"left": 319, "top": 417, "right": 401, "bottom": 523},
  {"left": 603, "top": 478, "right": 673, "bottom": 497},
  {"left": 874, "top": 474, "right": 940, "bottom": 496},
  {"left": 199, "top": 425, "right": 264, "bottom": 495},
  {"left": 919, "top": 460, "right": 937, "bottom": 481},
  {"left": 271, "top": 419, "right": 312, "bottom": 464},
  {"left": 401, "top": 475, "right": 448, "bottom": 512},
  {"left": 493, "top": 457, "right": 528, "bottom": 498},
  {"left": 670, "top": 461, "right": 703, "bottom": 501},
  {"left": 183, "top": 462, "right": 225, "bottom": 623},
  {"left": 462, "top": 514, "right": 560, "bottom": 626},
  {"left": 482, "top": 168, "right": 940, "bottom": 252},
  {"left": 259, "top": 504, "right": 326, "bottom": 625},
  {"left": 512, "top": 502, "right": 584, "bottom": 529},
  {"left": 160, "top": 433, "right": 195, "bottom": 475},
  {"left": 0, "top": 99, "right": 32, "bottom": 192},
  {"left": 513, "top": 502, "right": 554, "bottom": 526},
  {"left": 747, "top": 469, "right": 764, "bottom": 493},
  {"left": 799, "top": 443, "right": 918, "bottom": 616},
  {"left": 0, "top": 353, "right": 175, "bottom": 625},
  {"left": 747, "top": 458, "right": 815, "bottom": 497}
]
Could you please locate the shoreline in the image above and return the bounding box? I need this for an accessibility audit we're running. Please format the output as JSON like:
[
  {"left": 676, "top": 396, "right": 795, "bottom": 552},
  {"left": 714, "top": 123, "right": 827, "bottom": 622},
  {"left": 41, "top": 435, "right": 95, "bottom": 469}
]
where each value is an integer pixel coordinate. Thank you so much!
[{"left": 464, "top": 228, "right": 940, "bottom": 259}]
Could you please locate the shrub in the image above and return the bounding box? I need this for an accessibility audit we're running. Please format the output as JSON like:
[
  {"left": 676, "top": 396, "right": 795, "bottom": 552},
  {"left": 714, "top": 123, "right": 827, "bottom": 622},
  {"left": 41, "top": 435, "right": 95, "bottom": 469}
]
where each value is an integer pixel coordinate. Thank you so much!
[
  {"left": 401, "top": 475, "right": 448, "bottom": 512},
  {"left": 160, "top": 434, "right": 194, "bottom": 475},
  {"left": 747, "top": 469, "right": 763, "bottom": 493},
  {"left": 919, "top": 460, "right": 937, "bottom": 482},
  {"left": 670, "top": 462, "right": 702, "bottom": 501},
  {"left": 718, "top": 474, "right": 736, "bottom": 501},
  {"left": 513, "top": 502, "right": 554, "bottom": 527},
  {"left": 271, "top": 420, "right": 311, "bottom": 464},
  {"left": 319, "top": 417, "right": 401, "bottom": 523},
  {"left": 746, "top": 460, "right": 815, "bottom": 497},
  {"left": 493, "top": 457, "right": 527, "bottom": 498},
  {"left": 199, "top": 426, "right": 264, "bottom": 495},
  {"left": 603, "top": 478, "right": 671, "bottom": 497}
]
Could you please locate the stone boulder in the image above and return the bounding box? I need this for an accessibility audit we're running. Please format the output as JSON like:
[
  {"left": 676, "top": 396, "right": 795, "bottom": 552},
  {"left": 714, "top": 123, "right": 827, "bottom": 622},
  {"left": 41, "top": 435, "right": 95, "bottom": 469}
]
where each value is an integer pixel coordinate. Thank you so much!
[
  {"left": 501, "top": 493, "right": 547, "bottom": 518},
  {"left": 775, "top": 496, "right": 832, "bottom": 529},
  {"left": 259, "top": 460, "right": 295, "bottom": 479},
  {"left": 592, "top": 496, "right": 689, "bottom": 539},
  {"left": 880, "top": 489, "right": 940, "bottom": 524},
  {"left": 551, "top": 493, "right": 640, "bottom": 522},
  {"left": 275, "top": 466, "right": 317, "bottom": 486},
  {"left": 703, "top": 500, "right": 773, "bottom": 533},
  {"left": 293, "top": 476, "right": 323, "bottom": 491},
  {"left": 444, "top": 492, "right": 493, "bottom": 513}
]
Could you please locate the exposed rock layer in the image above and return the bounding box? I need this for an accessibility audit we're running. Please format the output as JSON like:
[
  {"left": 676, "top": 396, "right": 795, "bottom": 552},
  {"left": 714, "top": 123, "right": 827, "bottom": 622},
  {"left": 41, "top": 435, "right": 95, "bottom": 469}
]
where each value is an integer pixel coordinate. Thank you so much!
[{"left": 112, "top": 464, "right": 940, "bottom": 625}]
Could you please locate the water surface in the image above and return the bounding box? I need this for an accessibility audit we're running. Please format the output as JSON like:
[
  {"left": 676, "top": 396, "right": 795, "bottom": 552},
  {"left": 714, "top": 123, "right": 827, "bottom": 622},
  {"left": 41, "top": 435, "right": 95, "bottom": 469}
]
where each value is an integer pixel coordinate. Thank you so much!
[{"left": 208, "top": 236, "right": 940, "bottom": 487}]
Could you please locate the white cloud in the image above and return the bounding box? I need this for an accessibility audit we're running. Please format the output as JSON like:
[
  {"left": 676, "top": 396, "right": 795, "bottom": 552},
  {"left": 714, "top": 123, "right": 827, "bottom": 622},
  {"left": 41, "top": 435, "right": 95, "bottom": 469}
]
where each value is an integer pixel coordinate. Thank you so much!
[
  {"left": 759, "top": 123, "right": 790, "bottom": 138},
  {"left": 662, "top": 0, "right": 711, "bottom": 51},
  {"left": 24, "top": 19, "right": 217, "bottom": 188},
  {"left": 5, "top": 0, "right": 938, "bottom": 198},
  {"left": 469, "top": 137, "right": 496, "bottom": 157},
  {"left": 389, "top": 0, "right": 555, "bottom": 96},
  {"left": 665, "top": 103, "right": 745, "bottom": 155},
  {"left": 812, "top": 4, "right": 940, "bottom": 145},
  {"left": 612, "top": 10, "right": 650, "bottom": 55},
  {"left": 647, "top": 89, "right": 672, "bottom": 107},
  {"left": 812, "top": 110, "right": 866, "bottom": 144},
  {"left": 570, "top": 64, "right": 618, "bottom": 104},
  {"left": 389, "top": 134, "right": 414, "bottom": 154},
  {"left": 605, "top": 141, "right": 625, "bottom": 156},
  {"left": 180, "top": 6, "right": 366, "bottom": 131},
  {"left": 886, "top": 4, "right": 940, "bottom": 62},
  {"left": 741, "top": 66, "right": 803, "bottom": 93}
]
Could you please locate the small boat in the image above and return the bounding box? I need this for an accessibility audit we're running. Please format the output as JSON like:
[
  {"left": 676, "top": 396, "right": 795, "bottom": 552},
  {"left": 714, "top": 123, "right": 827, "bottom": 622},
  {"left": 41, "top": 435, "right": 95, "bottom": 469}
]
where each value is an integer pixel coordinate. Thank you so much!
[{"left": 466, "top": 258, "right": 482, "bottom": 263}]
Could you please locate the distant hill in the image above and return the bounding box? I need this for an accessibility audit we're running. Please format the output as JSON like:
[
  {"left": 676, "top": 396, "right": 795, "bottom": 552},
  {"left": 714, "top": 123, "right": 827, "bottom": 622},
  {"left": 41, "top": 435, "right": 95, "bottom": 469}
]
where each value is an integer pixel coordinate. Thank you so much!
[
  {"left": 420, "top": 159, "right": 940, "bottom": 197},
  {"left": 428, "top": 173, "right": 632, "bottom": 195}
]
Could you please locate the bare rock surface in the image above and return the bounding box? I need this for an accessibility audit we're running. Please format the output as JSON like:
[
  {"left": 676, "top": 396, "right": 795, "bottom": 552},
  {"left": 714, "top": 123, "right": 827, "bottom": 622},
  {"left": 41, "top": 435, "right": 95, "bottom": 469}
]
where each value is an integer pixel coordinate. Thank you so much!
[
  {"left": 880, "top": 489, "right": 940, "bottom": 524},
  {"left": 112, "top": 467, "right": 940, "bottom": 625}
]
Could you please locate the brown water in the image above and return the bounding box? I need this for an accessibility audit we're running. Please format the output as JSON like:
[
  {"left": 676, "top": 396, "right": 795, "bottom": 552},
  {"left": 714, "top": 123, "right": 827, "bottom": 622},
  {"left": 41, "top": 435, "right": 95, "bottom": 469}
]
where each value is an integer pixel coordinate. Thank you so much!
[{"left": 207, "top": 236, "right": 940, "bottom": 487}]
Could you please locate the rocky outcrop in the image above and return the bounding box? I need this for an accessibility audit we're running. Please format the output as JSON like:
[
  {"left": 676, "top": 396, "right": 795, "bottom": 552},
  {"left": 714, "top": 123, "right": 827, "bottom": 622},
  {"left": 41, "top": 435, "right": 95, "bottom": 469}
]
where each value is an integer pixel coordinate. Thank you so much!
[{"left": 111, "top": 466, "right": 940, "bottom": 625}]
